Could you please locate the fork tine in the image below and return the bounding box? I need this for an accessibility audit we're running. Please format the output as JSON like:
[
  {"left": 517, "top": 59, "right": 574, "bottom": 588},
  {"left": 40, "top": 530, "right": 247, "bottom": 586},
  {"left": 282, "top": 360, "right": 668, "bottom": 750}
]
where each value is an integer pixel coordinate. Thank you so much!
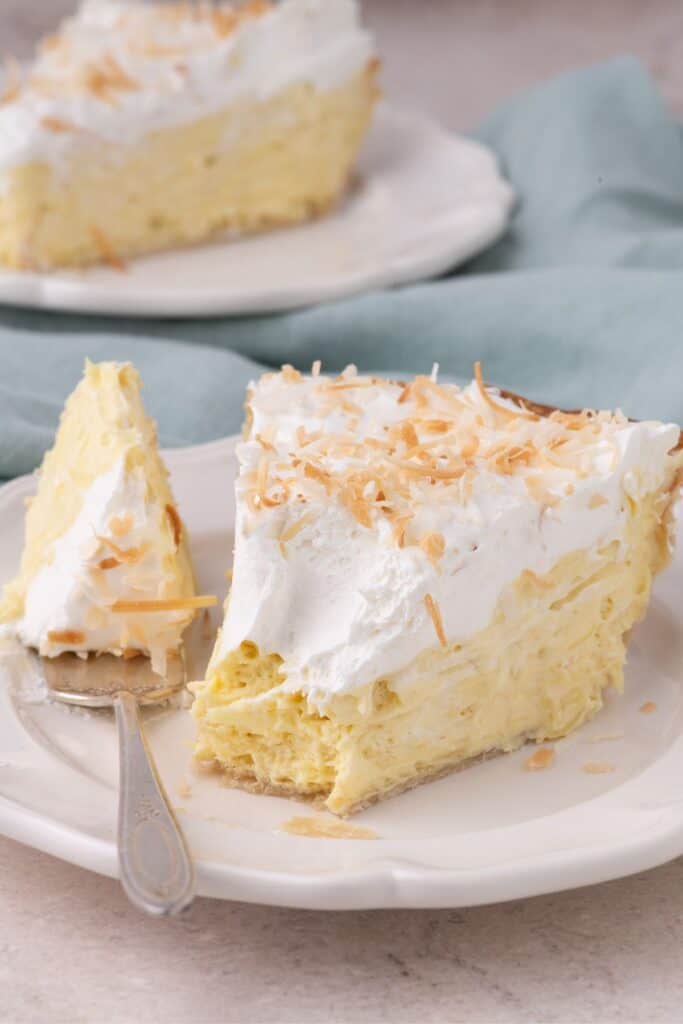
[{"left": 40, "top": 652, "right": 186, "bottom": 708}]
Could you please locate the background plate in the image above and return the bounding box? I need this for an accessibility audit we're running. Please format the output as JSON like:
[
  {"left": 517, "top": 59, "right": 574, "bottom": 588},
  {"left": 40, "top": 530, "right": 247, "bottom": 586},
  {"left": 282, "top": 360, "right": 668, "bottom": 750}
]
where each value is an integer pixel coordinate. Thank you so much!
[
  {"left": 1, "top": 437, "right": 683, "bottom": 910},
  {"left": 0, "top": 105, "right": 513, "bottom": 318}
]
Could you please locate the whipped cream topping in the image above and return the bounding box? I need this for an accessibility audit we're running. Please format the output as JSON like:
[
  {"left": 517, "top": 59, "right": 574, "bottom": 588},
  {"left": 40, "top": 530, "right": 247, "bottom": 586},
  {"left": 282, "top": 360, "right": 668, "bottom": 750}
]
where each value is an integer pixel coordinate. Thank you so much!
[
  {"left": 215, "top": 366, "right": 681, "bottom": 710},
  {"left": 0, "top": 0, "right": 374, "bottom": 173},
  {"left": 17, "top": 457, "right": 192, "bottom": 673}
]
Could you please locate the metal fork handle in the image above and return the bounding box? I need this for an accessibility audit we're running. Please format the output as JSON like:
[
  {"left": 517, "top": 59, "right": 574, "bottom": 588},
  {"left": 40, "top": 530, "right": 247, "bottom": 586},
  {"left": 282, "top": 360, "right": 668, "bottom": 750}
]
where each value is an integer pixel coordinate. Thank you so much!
[{"left": 115, "top": 690, "right": 194, "bottom": 916}]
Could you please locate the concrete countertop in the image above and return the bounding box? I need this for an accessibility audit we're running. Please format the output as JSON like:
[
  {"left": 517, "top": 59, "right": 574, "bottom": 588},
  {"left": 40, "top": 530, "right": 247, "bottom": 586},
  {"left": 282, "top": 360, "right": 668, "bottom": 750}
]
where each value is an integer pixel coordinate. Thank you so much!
[{"left": 2, "top": 3, "right": 683, "bottom": 1022}]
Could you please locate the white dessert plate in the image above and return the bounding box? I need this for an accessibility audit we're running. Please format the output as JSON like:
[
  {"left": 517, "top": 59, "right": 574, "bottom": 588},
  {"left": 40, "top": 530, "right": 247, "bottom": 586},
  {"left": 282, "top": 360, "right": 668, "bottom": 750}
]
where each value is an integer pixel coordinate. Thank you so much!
[
  {"left": 2, "top": 437, "right": 683, "bottom": 911},
  {"left": 0, "top": 105, "right": 513, "bottom": 318}
]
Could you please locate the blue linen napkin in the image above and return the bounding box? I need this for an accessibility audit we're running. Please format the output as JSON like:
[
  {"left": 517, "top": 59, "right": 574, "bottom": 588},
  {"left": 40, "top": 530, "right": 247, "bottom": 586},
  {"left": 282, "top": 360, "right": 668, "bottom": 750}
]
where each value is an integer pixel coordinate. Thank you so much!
[{"left": 2, "top": 56, "right": 683, "bottom": 480}]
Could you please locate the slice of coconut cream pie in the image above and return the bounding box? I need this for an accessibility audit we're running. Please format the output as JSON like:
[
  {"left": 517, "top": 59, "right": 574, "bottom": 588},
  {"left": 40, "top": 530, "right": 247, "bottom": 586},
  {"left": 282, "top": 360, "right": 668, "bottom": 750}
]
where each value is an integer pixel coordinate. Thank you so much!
[
  {"left": 0, "top": 0, "right": 378, "bottom": 269},
  {"left": 0, "top": 361, "right": 214, "bottom": 673},
  {"left": 191, "top": 364, "right": 682, "bottom": 814}
]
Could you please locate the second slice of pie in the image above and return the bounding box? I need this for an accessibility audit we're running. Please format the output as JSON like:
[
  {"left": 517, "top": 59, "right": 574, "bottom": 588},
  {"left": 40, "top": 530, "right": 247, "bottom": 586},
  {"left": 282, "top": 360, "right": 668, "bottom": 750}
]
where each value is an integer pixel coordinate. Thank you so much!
[
  {"left": 191, "top": 365, "right": 682, "bottom": 814},
  {"left": 0, "top": 0, "right": 377, "bottom": 269},
  {"left": 0, "top": 360, "right": 213, "bottom": 673}
]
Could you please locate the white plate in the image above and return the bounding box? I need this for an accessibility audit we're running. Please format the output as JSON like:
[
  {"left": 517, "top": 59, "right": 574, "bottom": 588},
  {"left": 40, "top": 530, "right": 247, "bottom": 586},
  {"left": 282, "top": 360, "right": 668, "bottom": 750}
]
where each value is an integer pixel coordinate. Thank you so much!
[
  {"left": 0, "top": 105, "right": 513, "bottom": 318},
  {"left": 2, "top": 437, "right": 683, "bottom": 911}
]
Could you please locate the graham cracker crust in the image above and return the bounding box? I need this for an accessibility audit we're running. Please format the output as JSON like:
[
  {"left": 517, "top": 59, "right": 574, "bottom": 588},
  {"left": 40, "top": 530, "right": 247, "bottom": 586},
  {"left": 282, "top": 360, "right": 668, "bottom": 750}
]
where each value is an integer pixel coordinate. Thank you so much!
[{"left": 196, "top": 743, "right": 517, "bottom": 818}]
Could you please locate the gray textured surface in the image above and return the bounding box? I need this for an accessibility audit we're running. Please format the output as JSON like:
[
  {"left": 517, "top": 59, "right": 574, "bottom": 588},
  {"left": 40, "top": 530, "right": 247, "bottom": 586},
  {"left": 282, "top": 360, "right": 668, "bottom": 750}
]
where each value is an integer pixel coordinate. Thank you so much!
[
  {"left": 3, "top": 835, "right": 683, "bottom": 1024},
  {"left": 3, "top": 3, "right": 683, "bottom": 1023}
]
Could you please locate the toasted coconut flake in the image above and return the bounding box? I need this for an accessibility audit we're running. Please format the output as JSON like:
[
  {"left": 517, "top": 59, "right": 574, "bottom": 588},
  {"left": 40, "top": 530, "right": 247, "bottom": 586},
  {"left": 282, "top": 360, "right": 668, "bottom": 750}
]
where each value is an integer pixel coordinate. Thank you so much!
[
  {"left": 89, "top": 226, "right": 126, "bottom": 272},
  {"left": 391, "top": 513, "right": 412, "bottom": 548},
  {"left": 281, "top": 364, "right": 301, "bottom": 383},
  {"left": 392, "top": 458, "right": 466, "bottom": 482},
  {"left": 508, "top": 443, "right": 537, "bottom": 464},
  {"left": 255, "top": 422, "right": 276, "bottom": 448},
  {"left": 212, "top": 8, "right": 238, "bottom": 36},
  {"left": 47, "top": 629, "right": 86, "bottom": 645},
  {"left": 256, "top": 454, "right": 269, "bottom": 496},
  {"left": 640, "top": 701, "right": 657, "bottom": 714},
  {"left": 246, "top": 492, "right": 262, "bottom": 513},
  {"left": 109, "top": 513, "right": 133, "bottom": 537},
  {"left": 279, "top": 511, "right": 316, "bottom": 557},
  {"left": 588, "top": 493, "right": 609, "bottom": 509},
  {"left": 419, "top": 532, "right": 445, "bottom": 562},
  {"left": 240, "top": 366, "right": 638, "bottom": 558},
  {"left": 41, "top": 116, "right": 77, "bottom": 133},
  {"left": 279, "top": 511, "right": 316, "bottom": 544},
  {"left": 401, "top": 422, "right": 419, "bottom": 450},
  {"left": 397, "top": 383, "right": 411, "bottom": 405},
  {"left": 261, "top": 486, "right": 289, "bottom": 508},
  {"left": 256, "top": 433, "right": 275, "bottom": 452},
  {"left": 422, "top": 419, "right": 451, "bottom": 434},
  {"left": 408, "top": 378, "right": 432, "bottom": 409},
  {"left": 324, "top": 378, "right": 377, "bottom": 392},
  {"left": 458, "top": 434, "right": 481, "bottom": 458},
  {"left": 524, "top": 476, "right": 561, "bottom": 507},
  {"left": 303, "top": 461, "right": 333, "bottom": 493},
  {"left": 340, "top": 486, "right": 373, "bottom": 528},
  {"left": 0, "top": 79, "right": 20, "bottom": 107},
  {"left": 80, "top": 54, "right": 139, "bottom": 105},
  {"left": 524, "top": 747, "right": 555, "bottom": 771},
  {"left": 460, "top": 468, "right": 475, "bottom": 503},
  {"left": 165, "top": 504, "right": 182, "bottom": 548},
  {"left": 337, "top": 396, "right": 362, "bottom": 417},
  {"left": 112, "top": 596, "right": 217, "bottom": 612},
  {"left": 311, "top": 359, "right": 322, "bottom": 378},
  {"left": 424, "top": 593, "right": 447, "bottom": 647},
  {"left": 243, "top": 0, "right": 272, "bottom": 15},
  {"left": 281, "top": 816, "right": 377, "bottom": 840},
  {"left": 98, "top": 556, "right": 121, "bottom": 571},
  {"left": 97, "top": 536, "right": 148, "bottom": 565},
  {"left": 582, "top": 761, "right": 615, "bottom": 775},
  {"left": 100, "top": 54, "right": 139, "bottom": 92},
  {"left": 298, "top": 425, "right": 321, "bottom": 448},
  {"left": 474, "top": 362, "right": 538, "bottom": 422}
]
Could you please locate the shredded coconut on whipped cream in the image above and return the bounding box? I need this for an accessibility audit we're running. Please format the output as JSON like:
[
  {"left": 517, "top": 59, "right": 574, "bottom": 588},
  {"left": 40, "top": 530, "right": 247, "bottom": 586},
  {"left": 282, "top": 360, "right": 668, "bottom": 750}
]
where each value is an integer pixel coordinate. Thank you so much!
[
  {"left": 16, "top": 457, "right": 193, "bottom": 674},
  {"left": 216, "top": 364, "right": 680, "bottom": 710},
  {"left": 0, "top": 0, "right": 374, "bottom": 173}
]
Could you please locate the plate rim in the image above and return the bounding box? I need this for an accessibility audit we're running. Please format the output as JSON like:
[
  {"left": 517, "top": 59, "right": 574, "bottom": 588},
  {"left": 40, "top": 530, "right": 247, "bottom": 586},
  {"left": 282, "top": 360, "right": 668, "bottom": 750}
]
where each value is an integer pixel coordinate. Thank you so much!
[
  {"left": 0, "top": 104, "right": 514, "bottom": 319},
  {"left": 3, "top": 436, "right": 683, "bottom": 911}
]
